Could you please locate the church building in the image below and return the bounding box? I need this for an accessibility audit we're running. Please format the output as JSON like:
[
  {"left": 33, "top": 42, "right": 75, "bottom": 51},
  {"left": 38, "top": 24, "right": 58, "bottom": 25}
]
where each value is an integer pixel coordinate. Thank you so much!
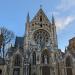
[{"left": 0, "top": 8, "right": 75, "bottom": 75}]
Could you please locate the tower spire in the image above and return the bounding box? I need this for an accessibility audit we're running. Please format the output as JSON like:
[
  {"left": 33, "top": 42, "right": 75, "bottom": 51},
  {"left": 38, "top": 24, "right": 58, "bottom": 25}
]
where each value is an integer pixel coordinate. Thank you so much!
[
  {"left": 27, "top": 12, "right": 30, "bottom": 23},
  {"left": 25, "top": 12, "right": 30, "bottom": 36},
  {"left": 52, "top": 14, "right": 55, "bottom": 25}
]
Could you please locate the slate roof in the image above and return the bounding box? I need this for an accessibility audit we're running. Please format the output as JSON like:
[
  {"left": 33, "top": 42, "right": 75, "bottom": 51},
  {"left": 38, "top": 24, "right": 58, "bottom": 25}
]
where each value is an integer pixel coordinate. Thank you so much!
[
  {"left": 15, "top": 37, "right": 24, "bottom": 48},
  {"left": 6, "top": 36, "right": 24, "bottom": 57}
]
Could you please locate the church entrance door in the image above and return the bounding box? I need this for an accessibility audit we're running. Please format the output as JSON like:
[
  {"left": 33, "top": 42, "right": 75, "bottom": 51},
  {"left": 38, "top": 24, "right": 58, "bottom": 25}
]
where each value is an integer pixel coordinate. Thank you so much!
[{"left": 42, "top": 66, "right": 50, "bottom": 75}]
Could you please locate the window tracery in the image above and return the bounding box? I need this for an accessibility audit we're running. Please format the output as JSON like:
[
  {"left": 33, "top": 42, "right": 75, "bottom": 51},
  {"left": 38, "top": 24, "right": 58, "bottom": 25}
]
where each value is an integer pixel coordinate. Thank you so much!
[
  {"left": 33, "top": 29, "right": 50, "bottom": 49},
  {"left": 32, "top": 52, "right": 36, "bottom": 65},
  {"left": 14, "top": 55, "right": 21, "bottom": 66}
]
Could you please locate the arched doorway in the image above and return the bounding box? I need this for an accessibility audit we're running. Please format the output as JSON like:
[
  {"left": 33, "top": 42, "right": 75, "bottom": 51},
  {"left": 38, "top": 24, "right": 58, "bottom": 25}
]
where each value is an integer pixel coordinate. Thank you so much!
[{"left": 66, "top": 56, "right": 72, "bottom": 75}]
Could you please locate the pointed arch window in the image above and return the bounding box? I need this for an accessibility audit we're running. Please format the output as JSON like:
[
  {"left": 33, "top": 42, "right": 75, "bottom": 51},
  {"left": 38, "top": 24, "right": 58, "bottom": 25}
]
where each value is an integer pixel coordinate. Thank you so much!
[
  {"left": 14, "top": 55, "right": 21, "bottom": 66},
  {"left": 40, "top": 15, "right": 42, "bottom": 22},
  {"left": 32, "top": 52, "right": 36, "bottom": 65},
  {"left": 66, "top": 56, "right": 72, "bottom": 67},
  {"left": 66, "top": 56, "right": 72, "bottom": 75},
  {"left": 42, "top": 55, "right": 49, "bottom": 64},
  {"left": 41, "top": 50, "right": 49, "bottom": 64}
]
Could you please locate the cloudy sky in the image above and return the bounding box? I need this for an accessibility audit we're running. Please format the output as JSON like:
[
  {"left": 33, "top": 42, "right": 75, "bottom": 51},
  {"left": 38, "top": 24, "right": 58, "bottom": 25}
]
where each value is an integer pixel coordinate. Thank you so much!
[{"left": 0, "top": 0, "right": 75, "bottom": 51}]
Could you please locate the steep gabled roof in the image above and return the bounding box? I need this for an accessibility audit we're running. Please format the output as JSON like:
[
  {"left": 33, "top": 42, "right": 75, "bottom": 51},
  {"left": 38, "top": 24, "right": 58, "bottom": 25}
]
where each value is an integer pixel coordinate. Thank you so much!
[{"left": 31, "top": 8, "right": 50, "bottom": 23}]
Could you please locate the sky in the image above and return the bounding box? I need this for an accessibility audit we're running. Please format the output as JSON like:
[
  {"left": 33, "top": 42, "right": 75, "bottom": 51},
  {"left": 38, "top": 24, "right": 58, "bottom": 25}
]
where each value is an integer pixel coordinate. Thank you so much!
[{"left": 0, "top": 0, "right": 75, "bottom": 51}]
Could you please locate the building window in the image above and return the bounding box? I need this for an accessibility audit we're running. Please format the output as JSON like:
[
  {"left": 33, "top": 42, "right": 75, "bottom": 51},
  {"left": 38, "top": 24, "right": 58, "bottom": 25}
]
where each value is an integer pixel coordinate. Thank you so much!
[
  {"left": 42, "top": 53, "right": 49, "bottom": 64},
  {"left": 66, "top": 56, "right": 72, "bottom": 75},
  {"left": 14, "top": 55, "right": 21, "bottom": 66},
  {"left": 42, "top": 55, "right": 44, "bottom": 63},
  {"left": 13, "top": 68, "right": 20, "bottom": 75},
  {"left": 40, "top": 24, "right": 42, "bottom": 27},
  {"left": 40, "top": 15, "right": 42, "bottom": 22},
  {"left": 32, "top": 24, "right": 34, "bottom": 26},
  {"left": 0, "top": 69, "right": 2, "bottom": 75},
  {"left": 66, "top": 56, "right": 71, "bottom": 67},
  {"left": 41, "top": 49, "right": 49, "bottom": 64},
  {"left": 32, "top": 52, "right": 36, "bottom": 65}
]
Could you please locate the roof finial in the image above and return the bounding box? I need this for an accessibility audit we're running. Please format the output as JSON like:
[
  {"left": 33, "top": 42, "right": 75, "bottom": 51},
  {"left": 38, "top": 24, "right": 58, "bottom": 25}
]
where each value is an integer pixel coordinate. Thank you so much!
[
  {"left": 40, "top": 5, "right": 42, "bottom": 9},
  {"left": 27, "top": 12, "right": 30, "bottom": 23},
  {"left": 52, "top": 14, "right": 55, "bottom": 25}
]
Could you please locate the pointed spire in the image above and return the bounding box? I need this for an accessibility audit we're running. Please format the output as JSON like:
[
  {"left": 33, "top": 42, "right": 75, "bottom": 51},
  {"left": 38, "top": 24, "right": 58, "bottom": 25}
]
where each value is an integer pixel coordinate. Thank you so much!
[
  {"left": 25, "top": 12, "right": 30, "bottom": 36},
  {"left": 27, "top": 12, "right": 30, "bottom": 23},
  {"left": 52, "top": 14, "right": 55, "bottom": 25},
  {"left": 65, "top": 47, "right": 67, "bottom": 52}
]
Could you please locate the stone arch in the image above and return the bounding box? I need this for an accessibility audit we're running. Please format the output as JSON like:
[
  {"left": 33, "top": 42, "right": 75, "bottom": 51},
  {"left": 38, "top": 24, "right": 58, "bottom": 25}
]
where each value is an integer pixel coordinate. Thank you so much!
[{"left": 66, "top": 56, "right": 73, "bottom": 75}]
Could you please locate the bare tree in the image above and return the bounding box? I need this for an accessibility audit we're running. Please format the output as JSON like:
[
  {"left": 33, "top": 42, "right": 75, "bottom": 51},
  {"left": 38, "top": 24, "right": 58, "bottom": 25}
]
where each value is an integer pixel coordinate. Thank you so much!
[
  {"left": 0, "top": 27, "right": 14, "bottom": 58},
  {"left": 0, "top": 33, "right": 3, "bottom": 52}
]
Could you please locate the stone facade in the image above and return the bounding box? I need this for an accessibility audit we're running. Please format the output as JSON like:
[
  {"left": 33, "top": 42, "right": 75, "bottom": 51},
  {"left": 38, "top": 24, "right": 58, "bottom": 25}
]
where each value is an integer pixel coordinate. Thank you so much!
[{"left": 0, "top": 8, "right": 75, "bottom": 75}]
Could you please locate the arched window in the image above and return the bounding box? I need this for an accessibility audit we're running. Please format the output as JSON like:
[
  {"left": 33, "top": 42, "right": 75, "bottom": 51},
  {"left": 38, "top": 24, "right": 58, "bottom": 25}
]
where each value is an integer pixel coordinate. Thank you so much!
[
  {"left": 42, "top": 55, "right": 44, "bottom": 63},
  {"left": 14, "top": 55, "right": 21, "bottom": 66},
  {"left": 0, "top": 69, "right": 2, "bottom": 75},
  {"left": 66, "top": 56, "right": 72, "bottom": 75},
  {"left": 32, "top": 52, "right": 36, "bottom": 65},
  {"left": 42, "top": 55, "right": 49, "bottom": 64},
  {"left": 40, "top": 15, "right": 42, "bottom": 22},
  {"left": 13, "top": 55, "right": 21, "bottom": 75},
  {"left": 41, "top": 50, "right": 49, "bottom": 64},
  {"left": 66, "top": 56, "right": 71, "bottom": 67}
]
